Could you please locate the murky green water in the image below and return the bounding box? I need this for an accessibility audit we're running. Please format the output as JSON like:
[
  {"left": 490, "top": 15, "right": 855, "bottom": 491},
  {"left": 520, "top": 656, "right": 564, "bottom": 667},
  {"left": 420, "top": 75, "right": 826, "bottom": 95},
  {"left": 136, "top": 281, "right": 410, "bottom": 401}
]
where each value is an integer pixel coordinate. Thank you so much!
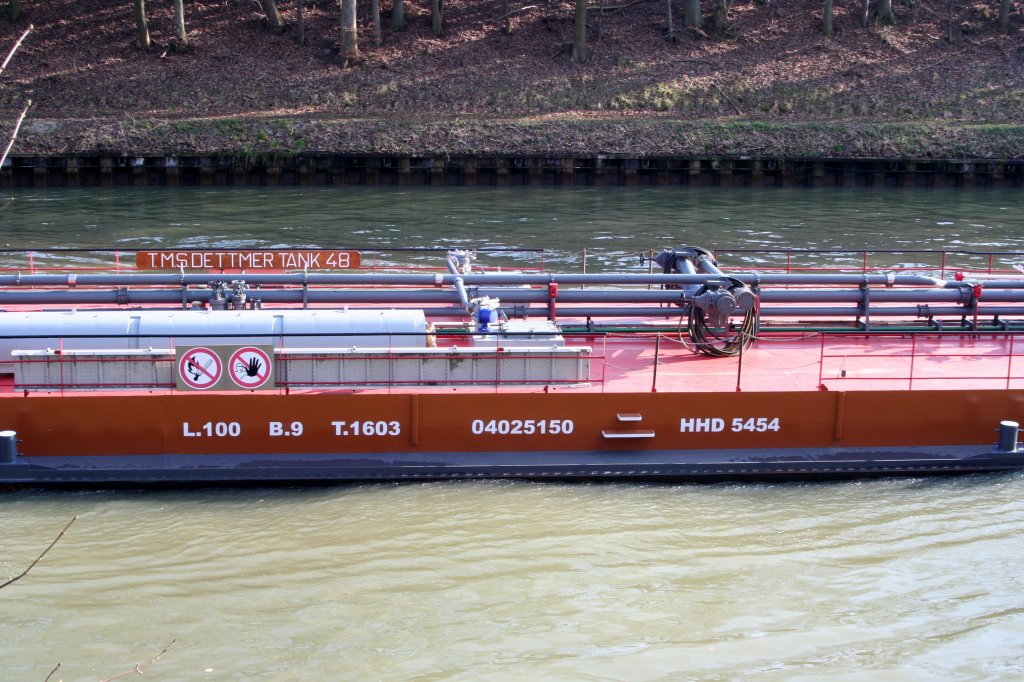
[
  {"left": 2, "top": 186, "right": 1024, "bottom": 680},
  {"left": 1, "top": 185, "right": 1022, "bottom": 271},
  {"left": 4, "top": 479, "right": 1024, "bottom": 681}
]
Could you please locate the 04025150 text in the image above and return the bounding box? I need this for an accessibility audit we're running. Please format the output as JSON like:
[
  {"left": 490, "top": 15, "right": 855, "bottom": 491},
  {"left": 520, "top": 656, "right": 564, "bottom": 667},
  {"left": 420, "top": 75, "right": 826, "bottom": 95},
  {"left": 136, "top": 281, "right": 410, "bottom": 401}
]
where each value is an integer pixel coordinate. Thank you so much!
[{"left": 471, "top": 419, "right": 575, "bottom": 435}]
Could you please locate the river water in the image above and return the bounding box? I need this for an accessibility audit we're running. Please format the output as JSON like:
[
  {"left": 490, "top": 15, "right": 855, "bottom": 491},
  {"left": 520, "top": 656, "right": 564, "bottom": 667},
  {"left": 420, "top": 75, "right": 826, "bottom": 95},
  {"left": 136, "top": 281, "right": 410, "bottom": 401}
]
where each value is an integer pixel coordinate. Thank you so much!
[{"left": 3, "top": 186, "right": 1024, "bottom": 680}]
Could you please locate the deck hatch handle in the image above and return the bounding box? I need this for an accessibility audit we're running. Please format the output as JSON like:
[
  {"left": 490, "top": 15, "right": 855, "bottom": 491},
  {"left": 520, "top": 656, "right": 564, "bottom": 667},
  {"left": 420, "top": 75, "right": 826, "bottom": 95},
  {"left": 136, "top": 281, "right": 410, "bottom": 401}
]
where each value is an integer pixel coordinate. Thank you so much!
[{"left": 602, "top": 429, "right": 656, "bottom": 439}]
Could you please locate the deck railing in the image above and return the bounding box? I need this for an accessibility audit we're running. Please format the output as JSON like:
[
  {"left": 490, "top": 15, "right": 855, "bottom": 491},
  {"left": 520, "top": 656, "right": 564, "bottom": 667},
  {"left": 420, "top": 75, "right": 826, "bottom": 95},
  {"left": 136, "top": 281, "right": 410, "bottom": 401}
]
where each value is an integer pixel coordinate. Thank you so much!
[{"left": 9, "top": 330, "right": 1024, "bottom": 395}]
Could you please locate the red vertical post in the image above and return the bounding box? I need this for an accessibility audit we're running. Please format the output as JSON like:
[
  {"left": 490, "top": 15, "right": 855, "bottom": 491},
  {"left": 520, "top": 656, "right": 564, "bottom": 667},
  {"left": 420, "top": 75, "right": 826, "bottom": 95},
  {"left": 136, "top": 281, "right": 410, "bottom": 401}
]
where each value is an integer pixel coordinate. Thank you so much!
[
  {"left": 651, "top": 333, "right": 660, "bottom": 393},
  {"left": 494, "top": 336, "right": 501, "bottom": 394},
  {"left": 908, "top": 335, "right": 916, "bottom": 391},
  {"left": 1008, "top": 335, "right": 1015, "bottom": 390},
  {"left": 58, "top": 336, "right": 65, "bottom": 395},
  {"left": 817, "top": 333, "right": 826, "bottom": 390},
  {"left": 601, "top": 336, "right": 608, "bottom": 394}
]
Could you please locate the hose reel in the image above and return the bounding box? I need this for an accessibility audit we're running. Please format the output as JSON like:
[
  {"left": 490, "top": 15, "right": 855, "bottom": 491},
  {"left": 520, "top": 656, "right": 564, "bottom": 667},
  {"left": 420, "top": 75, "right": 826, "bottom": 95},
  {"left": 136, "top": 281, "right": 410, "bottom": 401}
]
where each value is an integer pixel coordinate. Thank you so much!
[{"left": 656, "top": 247, "right": 758, "bottom": 357}]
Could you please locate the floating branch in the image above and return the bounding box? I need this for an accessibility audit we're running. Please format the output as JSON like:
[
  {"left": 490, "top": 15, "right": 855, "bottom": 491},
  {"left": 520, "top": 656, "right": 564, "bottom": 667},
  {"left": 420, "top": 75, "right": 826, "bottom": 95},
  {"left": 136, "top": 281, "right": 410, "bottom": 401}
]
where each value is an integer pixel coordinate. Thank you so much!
[
  {"left": 101, "top": 640, "right": 177, "bottom": 681},
  {"left": 0, "top": 515, "right": 75, "bottom": 590}
]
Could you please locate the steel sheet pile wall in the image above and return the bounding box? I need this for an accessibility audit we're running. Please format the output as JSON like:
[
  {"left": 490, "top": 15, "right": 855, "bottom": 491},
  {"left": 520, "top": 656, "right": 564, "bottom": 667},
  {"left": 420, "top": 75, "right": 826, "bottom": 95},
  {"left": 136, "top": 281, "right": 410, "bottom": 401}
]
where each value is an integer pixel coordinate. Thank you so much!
[{"left": 4, "top": 156, "right": 1023, "bottom": 188}]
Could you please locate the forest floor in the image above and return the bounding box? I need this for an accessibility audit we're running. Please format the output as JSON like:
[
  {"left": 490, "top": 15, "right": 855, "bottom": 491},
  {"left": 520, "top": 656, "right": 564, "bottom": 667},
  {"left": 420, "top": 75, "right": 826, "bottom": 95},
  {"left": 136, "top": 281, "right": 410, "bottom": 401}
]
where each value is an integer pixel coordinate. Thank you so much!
[{"left": 0, "top": 0, "right": 1022, "bottom": 158}]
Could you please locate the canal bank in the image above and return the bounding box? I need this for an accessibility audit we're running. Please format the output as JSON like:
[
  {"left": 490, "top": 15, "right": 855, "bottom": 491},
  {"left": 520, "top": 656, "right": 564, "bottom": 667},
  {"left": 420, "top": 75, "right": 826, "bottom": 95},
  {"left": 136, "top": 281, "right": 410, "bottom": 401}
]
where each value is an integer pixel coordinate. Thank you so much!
[{"left": 6, "top": 118, "right": 1023, "bottom": 188}]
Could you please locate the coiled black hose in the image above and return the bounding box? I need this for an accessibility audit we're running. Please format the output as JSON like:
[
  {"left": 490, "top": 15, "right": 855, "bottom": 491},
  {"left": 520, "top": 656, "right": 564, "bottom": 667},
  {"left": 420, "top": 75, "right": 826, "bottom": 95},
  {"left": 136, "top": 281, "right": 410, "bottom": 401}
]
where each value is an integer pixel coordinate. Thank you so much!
[{"left": 682, "top": 284, "right": 758, "bottom": 357}]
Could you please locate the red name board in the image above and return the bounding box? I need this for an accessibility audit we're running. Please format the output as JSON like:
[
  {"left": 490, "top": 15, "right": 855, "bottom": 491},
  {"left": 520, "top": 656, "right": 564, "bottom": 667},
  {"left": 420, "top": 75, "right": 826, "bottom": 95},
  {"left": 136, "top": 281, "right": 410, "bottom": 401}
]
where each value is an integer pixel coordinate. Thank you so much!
[{"left": 136, "top": 250, "right": 361, "bottom": 271}]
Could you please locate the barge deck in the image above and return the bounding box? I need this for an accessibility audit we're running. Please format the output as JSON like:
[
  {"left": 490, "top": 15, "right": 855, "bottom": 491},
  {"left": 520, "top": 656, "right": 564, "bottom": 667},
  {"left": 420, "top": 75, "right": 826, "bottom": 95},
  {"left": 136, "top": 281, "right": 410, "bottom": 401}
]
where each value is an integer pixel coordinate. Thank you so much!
[{"left": 2, "top": 246, "right": 1024, "bottom": 485}]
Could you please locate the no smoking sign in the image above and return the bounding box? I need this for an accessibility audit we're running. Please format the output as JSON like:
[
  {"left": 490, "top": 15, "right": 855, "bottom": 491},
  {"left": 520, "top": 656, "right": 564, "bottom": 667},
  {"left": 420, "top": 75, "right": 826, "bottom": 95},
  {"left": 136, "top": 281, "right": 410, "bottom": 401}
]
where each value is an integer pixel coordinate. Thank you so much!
[{"left": 178, "top": 347, "right": 223, "bottom": 390}]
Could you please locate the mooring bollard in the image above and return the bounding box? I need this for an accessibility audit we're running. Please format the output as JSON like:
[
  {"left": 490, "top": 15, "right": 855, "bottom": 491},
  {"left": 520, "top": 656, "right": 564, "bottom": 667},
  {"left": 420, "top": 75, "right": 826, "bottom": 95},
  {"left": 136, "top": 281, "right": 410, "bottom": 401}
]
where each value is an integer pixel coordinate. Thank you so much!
[
  {"left": 0, "top": 430, "right": 17, "bottom": 463},
  {"left": 998, "top": 421, "right": 1020, "bottom": 452}
]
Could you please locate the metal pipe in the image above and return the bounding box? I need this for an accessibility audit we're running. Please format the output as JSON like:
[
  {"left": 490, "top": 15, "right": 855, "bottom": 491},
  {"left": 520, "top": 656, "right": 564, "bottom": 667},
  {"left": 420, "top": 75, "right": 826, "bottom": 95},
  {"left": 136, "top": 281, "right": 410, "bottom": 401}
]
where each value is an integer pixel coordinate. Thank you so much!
[
  {"left": 758, "top": 290, "right": 973, "bottom": 303},
  {"left": 754, "top": 305, "right": 994, "bottom": 317},
  {"left": 6, "top": 286, "right": 1024, "bottom": 311},
  {"left": 446, "top": 255, "right": 472, "bottom": 312}
]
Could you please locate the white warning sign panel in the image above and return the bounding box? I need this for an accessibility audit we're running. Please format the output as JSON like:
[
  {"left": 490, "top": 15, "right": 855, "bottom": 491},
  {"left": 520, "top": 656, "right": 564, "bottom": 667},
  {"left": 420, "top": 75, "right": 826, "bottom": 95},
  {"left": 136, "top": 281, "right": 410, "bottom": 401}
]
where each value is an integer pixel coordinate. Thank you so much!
[
  {"left": 228, "top": 346, "right": 274, "bottom": 390},
  {"left": 177, "top": 347, "right": 223, "bottom": 390}
]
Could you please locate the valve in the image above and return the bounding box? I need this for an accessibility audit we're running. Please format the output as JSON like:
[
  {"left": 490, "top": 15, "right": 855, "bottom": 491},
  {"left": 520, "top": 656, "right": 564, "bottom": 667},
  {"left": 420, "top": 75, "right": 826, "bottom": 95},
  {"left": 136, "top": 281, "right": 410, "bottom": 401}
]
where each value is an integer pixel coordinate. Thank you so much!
[{"left": 470, "top": 296, "right": 501, "bottom": 333}]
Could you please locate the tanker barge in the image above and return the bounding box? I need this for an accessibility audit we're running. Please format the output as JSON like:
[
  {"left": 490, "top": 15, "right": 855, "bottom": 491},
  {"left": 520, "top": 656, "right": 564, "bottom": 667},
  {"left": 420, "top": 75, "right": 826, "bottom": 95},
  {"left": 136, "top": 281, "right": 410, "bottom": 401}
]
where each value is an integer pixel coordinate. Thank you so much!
[{"left": 2, "top": 245, "right": 1024, "bottom": 486}]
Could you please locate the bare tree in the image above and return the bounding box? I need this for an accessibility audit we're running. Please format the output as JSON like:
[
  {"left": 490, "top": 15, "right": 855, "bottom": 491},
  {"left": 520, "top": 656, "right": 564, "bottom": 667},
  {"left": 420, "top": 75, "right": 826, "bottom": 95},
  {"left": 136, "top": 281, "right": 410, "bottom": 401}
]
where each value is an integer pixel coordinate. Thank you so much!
[
  {"left": 666, "top": 0, "right": 675, "bottom": 41},
  {"left": 173, "top": 0, "right": 188, "bottom": 49},
  {"left": 572, "top": 0, "right": 590, "bottom": 62},
  {"left": 684, "top": 0, "right": 700, "bottom": 28},
  {"left": 391, "top": 0, "right": 406, "bottom": 30},
  {"left": 874, "top": 0, "right": 895, "bottom": 23},
  {"left": 5, "top": 0, "right": 22, "bottom": 21},
  {"left": 134, "top": 0, "right": 150, "bottom": 49},
  {"left": 999, "top": 0, "right": 1012, "bottom": 31},
  {"left": 431, "top": 0, "right": 444, "bottom": 36},
  {"left": 371, "top": 0, "right": 382, "bottom": 45},
  {"left": 260, "top": 0, "right": 285, "bottom": 32},
  {"left": 714, "top": 0, "right": 728, "bottom": 31},
  {"left": 341, "top": 0, "right": 358, "bottom": 58},
  {"left": 823, "top": 0, "right": 833, "bottom": 35},
  {"left": 297, "top": 0, "right": 305, "bottom": 44}
]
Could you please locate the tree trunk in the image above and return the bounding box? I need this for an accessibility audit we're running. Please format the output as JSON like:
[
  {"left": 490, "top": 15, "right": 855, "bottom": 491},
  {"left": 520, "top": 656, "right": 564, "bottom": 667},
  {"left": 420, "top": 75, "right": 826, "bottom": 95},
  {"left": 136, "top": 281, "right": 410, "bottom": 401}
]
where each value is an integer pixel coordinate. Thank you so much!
[
  {"left": 431, "top": 0, "right": 443, "bottom": 36},
  {"left": 260, "top": 0, "right": 285, "bottom": 32},
  {"left": 341, "top": 0, "right": 358, "bottom": 57},
  {"left": 173, "top": 0, "right": 188, "bottom": 48},
  {"left": 666, "top": 0, "right": 675, "bottom": 41},
  {"left": 714, "top": 0, "right": 728, "bottom": 31},
  {"left": 371, "top": 0, "right": 382, "bottom": 45},
  {"left": 823, "top": 0, "right": 833, "bottom": 35},
  {"left": 999, "top": 0, "right": 1011, "bottom": 31},
  {"left": 297, "top": 0, "right": 305, "bottom": 44},
  {"left": 862, "top": 0, "right": 870, "bottom": 26},
  {"left": 391, "top": 0, "right": 406, "bottom": 30},
  {"left": 503, "top": 0, "right": 512, "bottom": 34},
  {"left": 571, "top": 0, "right": 589, "bottom": 62},
  {"left": 875, "top": 0, "right": 894, "bottom": 23},
  {"left": 134, "top": 0, "right": 150, "bottom": 49},
  {"left": 683, "top": 0, "right": 700, "bottom": 28},
  {"left": 4, "top": 0, "right": 21, "bottom": 22}
]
